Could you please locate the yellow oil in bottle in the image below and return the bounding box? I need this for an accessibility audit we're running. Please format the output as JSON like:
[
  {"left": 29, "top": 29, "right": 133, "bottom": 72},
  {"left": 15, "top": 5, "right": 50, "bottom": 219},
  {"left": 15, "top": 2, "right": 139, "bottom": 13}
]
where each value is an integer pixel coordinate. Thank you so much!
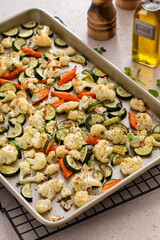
[{"left": 132, "top": 0, "right": 160, "bottom": 67}]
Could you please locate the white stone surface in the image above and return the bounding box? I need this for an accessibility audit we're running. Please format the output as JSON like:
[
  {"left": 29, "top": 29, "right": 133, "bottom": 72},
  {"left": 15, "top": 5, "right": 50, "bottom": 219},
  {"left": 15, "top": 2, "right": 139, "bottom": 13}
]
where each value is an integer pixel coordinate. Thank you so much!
[{"left": 0, "top": 0, "right": 160, "bottom": 240}]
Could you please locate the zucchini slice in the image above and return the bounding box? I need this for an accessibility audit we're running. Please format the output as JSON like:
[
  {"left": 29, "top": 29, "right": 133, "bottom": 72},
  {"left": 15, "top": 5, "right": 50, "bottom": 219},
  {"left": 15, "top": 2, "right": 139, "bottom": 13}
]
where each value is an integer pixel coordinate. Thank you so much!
[
  {"left": 21, "top": 182, "right": 33, "bottom": 202},
  {"left": 111, "top": 154, "right": 130, "bottom": 166},
  {"left": 7, "top": 122, "right": 23, "bottom": 140},
  {"left": 43, "top": 51, "right": 55, "bottom": 61},
  {"left": 149, "top": 132, "right": 160, "bottom": 141},
  {"left": 12, "top": 38, "right": 26, "bottom": 52},
  {"left": 116, "top": 86, "right": 133, "bottom": 100},
  {"left": 92, "top": 66, "right": 107, "bottom": 78},
  {"left": 55, "top": 128, "right": 70, "bottom": 144},
  {"left": 105, "top": 99, "right": 122, "bottom": 112},
  {"left": 93, "top": 169, "right": 104, "bottom": 183},
  {"left": 107, "top": 108, "right": 127, "bottom": 120},
  {"left": 63, "top": 155, "right": 81, "bottom": 173},
  {"left": 3, "top": 27, "right": 19, "bottom": 37},
  {"left": 57, "top": 120, "right": 76, "bottom": 130},
  {"left": 34, "top": 68, "right": 44, "bottom": 80},
  {"left": 85, "top": 114, "right": 105, "bottom": 129},
  {"left": 18, "top": 29, "right": 34, "bottom": 39},
  {"left": 134, "top": 143, "right": 153, "bottom": 156},
  {"left": 29, "top": 57, "right": 39, "bottom": 68},
  {"left": 22, "top": 22, "right": 38, "bottom": 29},
  {"left": 153, "top": 124, "right": 160, "bottom": 133},
  {"left": 0, "top": 114, "right": 5, "bottom": 123},
  {"left": 85, "top": 101, "right": 104, "bottom": 113},
  {"left": 112, "top": 145, "right": 129, "bottom": 155},
  {"left": 9, "top": 140, "right": 22, "bottom": 158},
  {"left": 108, "top": 122, "right": 129, "bottom": 134},
  {"left": 54, "top": 37, "right": 68, "bottom": 48},
  {"left": 0, "top": 82, "right": 17, "bottom": 93},
  {"left": 9, "top": 113, "right": 26, "bottom": 126},
  {"left": 18, "top": 72, "right": 25, "bottom": 84},
  {"left": 0, "top": 125, "right": 9, "bottom": 134},
  {"left": 44, "top": 104, "right": 56, "bottom": 121},
  {"left": 70, "top": 54, "right": 87, "bottom": 66},
  {"left": 45, "top": 120, "right": 57, "bottom": 135},
  {"left": 82, "top": 69, "right": 97, "bottom": 82},
  {"left": 99, "top": 164, "right": 112, "bottom": 180},
  {"left": 80, "top": 144, "right": 93, "bottom": 164},
  {"left": 54, "top": 81, "right": 73, "bottom": 92},
  {"left": 43, "top": 136, "right": 55, "bottom": 153},
  {"left": 103, "top": 116, "right": 121, "bottom": 127},
  {"left": 0, "top": 165, "right": 20, "bottom": 177},
  {"left": 24, "top": 66, "right": 35, "bottom": 78}
]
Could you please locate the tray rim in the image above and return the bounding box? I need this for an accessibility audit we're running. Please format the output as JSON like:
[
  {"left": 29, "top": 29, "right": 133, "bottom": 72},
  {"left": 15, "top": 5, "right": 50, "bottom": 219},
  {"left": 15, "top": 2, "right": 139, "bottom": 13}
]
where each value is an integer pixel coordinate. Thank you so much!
[{"left": 0, "top": 7, "right": 160, "bottom": 228}]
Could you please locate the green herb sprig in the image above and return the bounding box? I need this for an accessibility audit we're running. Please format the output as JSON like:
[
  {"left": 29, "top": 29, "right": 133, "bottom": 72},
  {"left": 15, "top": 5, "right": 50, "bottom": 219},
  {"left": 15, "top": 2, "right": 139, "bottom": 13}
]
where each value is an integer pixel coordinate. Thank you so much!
[
  {"left": 94, "top": 47, "right": 106, "bottom": 55},
  {"left": 124, "top": 67, "right": 145, "bottom": 85}
]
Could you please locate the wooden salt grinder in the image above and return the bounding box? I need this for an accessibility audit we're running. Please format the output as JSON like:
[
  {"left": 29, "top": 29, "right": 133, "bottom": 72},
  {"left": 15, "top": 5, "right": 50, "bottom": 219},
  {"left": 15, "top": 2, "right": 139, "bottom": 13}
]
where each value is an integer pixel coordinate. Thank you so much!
[
  {"left": 87, "top": 0, "right": 117, "bottom": 40},
  {"left": 115, "top": 0, "right": 141, "bottom": 10}
]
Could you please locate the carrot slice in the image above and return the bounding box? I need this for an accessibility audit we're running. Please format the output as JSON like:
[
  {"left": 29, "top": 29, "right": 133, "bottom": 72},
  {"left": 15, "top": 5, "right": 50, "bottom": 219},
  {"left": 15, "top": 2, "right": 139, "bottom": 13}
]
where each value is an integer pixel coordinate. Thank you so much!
[
  {"left": 85, "top": 136, "right": 105, "bottom": 145},
  {"left": 21, "top": 47, "right": 42, "bottom": 58},
  {"left": 128, "top": 111, "right": 137, "bottom": 129},
  {"left": 78, "top": 92, "right": 96, "bottom": 99},
  {"left": 59, "top": 158, "right": 73, "bottom": 178},
  {"left": 32, "top": 87, "right": 49, "bottom": 105},
  {"left": 38, "top": 79, "right": 48, "bottom": 84},
  {"left": 101, "top": 178, "right": 121, "bottom": 193},
  {"left": 58, "top": 66, "right": 76, "bottom": 86},
  {"left": 51, "top": 91, "right": 80, "bottom": 102},
  {"left": 0, "top": 78, "right": 21, "bottom": 90},
  {"left": 1, "top": 68, "right": 25, "bottom": 80},
  {"left": 51, "top": 99, "right": 64, "bottom": 109}
]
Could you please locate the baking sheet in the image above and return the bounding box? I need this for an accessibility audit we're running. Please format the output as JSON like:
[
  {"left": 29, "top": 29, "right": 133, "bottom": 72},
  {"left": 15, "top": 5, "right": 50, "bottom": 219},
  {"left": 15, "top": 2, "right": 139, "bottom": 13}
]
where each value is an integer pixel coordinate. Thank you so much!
[{"left": 0, "top": 8, "right": 160, "bottom": 227}]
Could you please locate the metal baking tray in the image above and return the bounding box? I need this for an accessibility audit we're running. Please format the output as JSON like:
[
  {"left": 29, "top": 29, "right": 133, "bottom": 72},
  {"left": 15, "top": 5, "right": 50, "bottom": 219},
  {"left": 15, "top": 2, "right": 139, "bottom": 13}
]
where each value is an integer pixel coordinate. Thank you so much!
[{"left": 0, "top": 8, "right": 160, "bottom": 227}]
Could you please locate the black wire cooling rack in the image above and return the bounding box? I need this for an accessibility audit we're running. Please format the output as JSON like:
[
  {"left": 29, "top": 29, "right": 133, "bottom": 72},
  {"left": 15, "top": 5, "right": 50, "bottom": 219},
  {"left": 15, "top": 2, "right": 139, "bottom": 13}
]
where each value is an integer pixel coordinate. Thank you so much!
[{"left": 1, "top": 163, "right": 160, "bottom": 240}]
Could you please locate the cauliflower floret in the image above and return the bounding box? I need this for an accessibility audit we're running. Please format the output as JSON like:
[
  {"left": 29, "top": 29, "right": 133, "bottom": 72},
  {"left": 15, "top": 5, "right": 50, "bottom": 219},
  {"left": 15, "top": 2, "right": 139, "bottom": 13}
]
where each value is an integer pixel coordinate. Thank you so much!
[
  {"left": 65, "top": 47, "right": 76, "bottom": 56},
  {"left": 18, "top": 162, "right": 31, "bottom": 184},
  {"left": 144, "top": 136, "right": 160, "bottom": 147},
  {"left": 1, "top": 91, "right": 16, "bottom": 103},
  {"left": 32, "top": 26, "right": 52, "bottom": 47},
  {"left": 68, "top": 150, "right": 81, "bottom": 160},
  {"left": 94, "top": 106, "right": 106, "bottom": 115},
  {"left": 25, "top": 152, "right": 47, "bottom": 170},
  {"left": 129, "top": 129, "right": 147, "bottom": 148},
  {"left": 59, "top": 56, "right": 70, "bottom": 67},
  {"left": 81, "top": 95, "right": 96, "bottom": 110},
  {"left": 106, "top": 82, "right": 115, "bottom": 90},
  {"left": 45, "top": 60, "right": 61, "bottom": 78},
  {"left": 1, "top": 37, "right": 14, "bottom": 48},
  {"left": 15, "top": 126, "right": 38, "bottom": 149},
  {"left": 54, "top": 50, "right": 65, "bottom": 58},
  {"left": 51, "top": 97, "right": 59, "bottom": 103},
  {"left": 56, "top": 101, "right": 79, "bottom": 114},
  {"left": 91, "top": 84, "right": 115, "bottom": 102},
  {"left": 0, "top": 133, "right": 7, "bottom": 147},
  {"left": 61, "top": 188, "right": 73, "bottom": 199},
  {"left": 22, "top": 57, "right": 29, "bottom": 65},
  {"left": 47, "top": 78, "right": 55, "bottom": 85},
  {"left": 36, "top": 199, "right": 52, "bottom": 214},
  {"left": 9, "top": 97, "right": 33, "bottom": 117},
  {"left": 136, "top": 113, "right": 152, "bottom": 133},
  {"left": 19, "top": 171, "right": 45, "bottom": 185},
  {"left": 38, "top": 179, "right": 64, "bottom": 200},
  {"left": 130, "top": 98, "right": 146, "bottom": 112},
  {"left": 38, "top": 58, "right": 48, "bottom": 69},
  {"left": 45, "top": 120, "right": 56, "bottom": 133},
  {"left": 44, "top": 163, "right": 59, "bottom": 176},
  {"left": 2, "top": 103, "right": 11, "bottom": 113},
  {"left": 29, "top": 111, "right": 45, "bottom": 130},
  {"left": 23, "top": 149, "right": 35, "bottom": 159},
  {"left": 72, "top": 73, "right": 96, "bottom": 93},
  {"left": 5, "top": 52, "right": 22, "bottom": 70},
  {"left": 56, "top": 145, "right": 69, "bottom": 158},
  {"left": 90, "top": 124, "right": 106, "bottom": 138},
  {"left": 74, "top": 190, "right": 95, "bottom": 208},
  {"left": 105, "top": 127, "right": 128, "bottom": 145},
  {"left": 93, "top": 140, "right": 113, "bottom": 163},
  {"left": 21, "top": 78, "right": 38, "bottom": 92},
  {"left": 31, "top": 132, "right": 48, "bottom": 149},
  {"left": 16, "top": 91, "right": 27, "bottom": 99},
  {"left": 64, "top": 128, "right": 83, "bottom": 150},
  {"left": 0, "top": 144, "right": 18, "bottom": 165},
  {"left": 97, "top": 77, "right": 108, "bottom": 85},
  {"left": 120, "top": 156, "right": 142, "bottom": 175},
  {"left": 46, "top": 151, "right": 56, "bottom": 164},
  {"left": 0, "top": 57, "right": 7, "bottom": 77},
  {"left": 48, "top": 214, "right": 64, "bottom": 222},
  {"left": 67, "top": 110, "right": 78, "bottom": 121},
  {"left": 72, "top": 171, "right": 102, "bottom": 192}
]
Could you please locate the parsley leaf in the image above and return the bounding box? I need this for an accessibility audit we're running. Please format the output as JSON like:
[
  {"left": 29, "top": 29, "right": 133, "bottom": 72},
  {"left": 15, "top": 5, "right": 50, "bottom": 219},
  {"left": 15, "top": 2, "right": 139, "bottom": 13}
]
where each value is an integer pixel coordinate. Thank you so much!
[
  {"left": 94, "top": 47, "right": 106, "bottom": 55},
  {"left": 148, "top": 89, "right": 159, "bottom": 98},
  {"left": 124, "top": 67, "right": 145, "bottom": 85},
  {"left": 124, "top": 67, "right": 131, "bottom": 75},
  {"left": 157, "top": 79, "right": 160, "bottom": 87}
]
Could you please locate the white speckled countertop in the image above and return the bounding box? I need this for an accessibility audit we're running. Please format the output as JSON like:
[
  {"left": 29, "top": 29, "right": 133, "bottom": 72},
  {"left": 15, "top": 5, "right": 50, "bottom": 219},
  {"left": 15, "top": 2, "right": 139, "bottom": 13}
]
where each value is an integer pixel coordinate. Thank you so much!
[{"left": 0, "top": 1, "right": 160, "bottom": 240}]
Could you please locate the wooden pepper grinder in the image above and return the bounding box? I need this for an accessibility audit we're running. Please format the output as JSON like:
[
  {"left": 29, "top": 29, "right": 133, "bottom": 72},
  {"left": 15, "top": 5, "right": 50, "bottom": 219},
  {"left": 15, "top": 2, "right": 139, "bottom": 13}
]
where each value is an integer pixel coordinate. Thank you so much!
[
  {"left": 87, "top": 0, "right": 117, "bottom": 40},
  {"left": 115, "top": 0, "right": 141, "bottom": 10}
]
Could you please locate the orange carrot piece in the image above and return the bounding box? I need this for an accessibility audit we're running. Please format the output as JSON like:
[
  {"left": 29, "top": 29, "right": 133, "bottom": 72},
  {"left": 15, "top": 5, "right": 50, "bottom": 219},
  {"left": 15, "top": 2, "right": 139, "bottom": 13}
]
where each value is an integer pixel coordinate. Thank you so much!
[
  {"left": 128, "top": 111, "right": 137, "bottom": 129},
  {"left": 58, "top": 66, "right": 76, "bottom": 86},
  {"left": 78, "top": 92, "right": 96, "bottom": 99},
  {"left": 59, "top": 158, "right": 73, "bottom": 178},
  {"left": 101, "top": 178, "right": 121, "bottom": 193},
  {"left": 1, "top": 68, "right": 25, "bottom": 80},
  {"left": 32, "top": 87, "right": 49, "bottom": 105},
  {"left": 46, "top": 145, "right": 58, "bottom": 154},
  {"left": 51, "top": 91, "right": 80, "bottom": 102},
  {"left": 85, "top": 136, "right": 105, "bottom": 145},
  {"left": 21, "top": 47, "right": 42, "bottom": 58},
  {"left": 51, "top": 99, "right": 65, "bottom": 109},
  {"left": 0, "top": 78, "right": 21, "bottom": 90},
  {"left": 38, "top": 79, "right": 48, "bottom": 84}
]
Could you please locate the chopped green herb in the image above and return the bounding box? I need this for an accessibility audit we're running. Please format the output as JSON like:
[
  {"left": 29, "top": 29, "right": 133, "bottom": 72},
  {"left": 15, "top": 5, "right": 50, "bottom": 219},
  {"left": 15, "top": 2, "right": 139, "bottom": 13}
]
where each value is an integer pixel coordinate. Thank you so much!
[
  {"left": 127, "top": 133, "right": 139, "bottom": 142},
  {"left": 100, "top": 47, "right": 106, "bottom": 52},
  {"left": 148, "top": 89, "right": 159, "bottom": 98},
  {"left": 94, "top": 47, "right": 106, "bottom": 55},
  {"left": 157, "top": 79, "right": 160, "bottom": 87},
  {"left": 124, "top": 67, "right": 145, "bottom": 85},
  {"left": 34, "top": 105, "right": 40, "bottom": 110},
  {"left": 124, "top": 67, "right": 131, "bottom": 75}
]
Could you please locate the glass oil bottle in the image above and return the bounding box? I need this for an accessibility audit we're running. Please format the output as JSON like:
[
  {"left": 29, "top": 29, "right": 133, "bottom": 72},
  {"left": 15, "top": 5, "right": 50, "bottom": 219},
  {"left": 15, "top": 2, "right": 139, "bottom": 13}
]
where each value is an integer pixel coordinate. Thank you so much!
[{"left": 132, "top": 0, "right": 160, "bottom": 67}]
